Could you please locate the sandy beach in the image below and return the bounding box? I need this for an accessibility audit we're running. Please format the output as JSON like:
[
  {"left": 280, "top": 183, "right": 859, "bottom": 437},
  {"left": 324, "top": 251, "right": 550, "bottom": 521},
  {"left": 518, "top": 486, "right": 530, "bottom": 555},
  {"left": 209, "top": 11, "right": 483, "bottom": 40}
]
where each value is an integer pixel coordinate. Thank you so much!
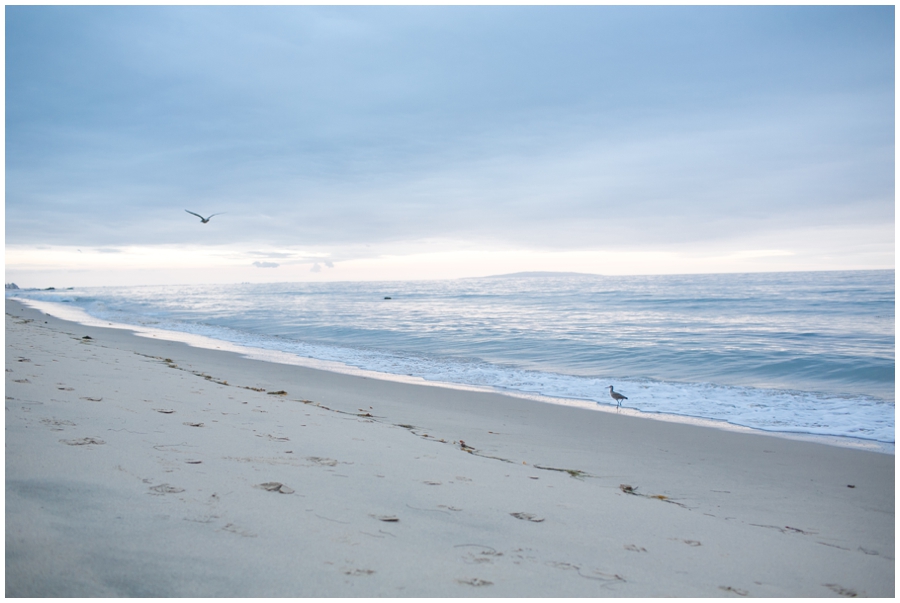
[{"left": 5, "top": 298, "right": 894, "bottom": 597}]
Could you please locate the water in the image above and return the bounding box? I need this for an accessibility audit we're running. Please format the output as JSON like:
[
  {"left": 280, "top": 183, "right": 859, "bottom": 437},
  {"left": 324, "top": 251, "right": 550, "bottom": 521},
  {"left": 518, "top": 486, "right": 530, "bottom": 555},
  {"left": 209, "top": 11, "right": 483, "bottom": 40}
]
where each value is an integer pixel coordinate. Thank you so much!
[{"left": 9, "top": 270, "right": 894, "bottom": 445}]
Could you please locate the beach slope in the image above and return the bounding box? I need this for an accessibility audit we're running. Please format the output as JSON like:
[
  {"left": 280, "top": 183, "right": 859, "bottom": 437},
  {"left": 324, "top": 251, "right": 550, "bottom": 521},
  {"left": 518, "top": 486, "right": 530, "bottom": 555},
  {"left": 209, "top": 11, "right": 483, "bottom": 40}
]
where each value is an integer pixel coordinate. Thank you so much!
[{"left": 5, "top": 299, "right": 894, "bottom": 597}]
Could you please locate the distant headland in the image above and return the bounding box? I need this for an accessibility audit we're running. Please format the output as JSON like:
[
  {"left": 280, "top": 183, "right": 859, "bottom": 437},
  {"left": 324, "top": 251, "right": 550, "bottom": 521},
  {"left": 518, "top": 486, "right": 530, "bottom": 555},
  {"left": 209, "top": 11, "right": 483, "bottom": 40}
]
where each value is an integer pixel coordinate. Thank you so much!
[{"left": 478, "top": 271, "right": 601, "bottom": 279}]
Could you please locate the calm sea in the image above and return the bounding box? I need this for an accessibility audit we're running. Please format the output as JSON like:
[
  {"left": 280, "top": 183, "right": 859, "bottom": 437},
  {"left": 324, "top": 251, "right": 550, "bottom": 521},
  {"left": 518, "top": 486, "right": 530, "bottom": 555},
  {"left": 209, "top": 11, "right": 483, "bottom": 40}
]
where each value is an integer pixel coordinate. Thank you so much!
[{"left": 9, "top": 270, "right": 894, "bottom": 445}]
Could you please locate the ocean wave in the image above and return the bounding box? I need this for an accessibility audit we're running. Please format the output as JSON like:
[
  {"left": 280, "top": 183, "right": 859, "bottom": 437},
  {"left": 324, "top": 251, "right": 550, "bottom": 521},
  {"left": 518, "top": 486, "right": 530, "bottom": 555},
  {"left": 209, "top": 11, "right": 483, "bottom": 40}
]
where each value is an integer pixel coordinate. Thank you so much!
[{"left": 8, "top": 270, "right": 894, "bottom": 444}]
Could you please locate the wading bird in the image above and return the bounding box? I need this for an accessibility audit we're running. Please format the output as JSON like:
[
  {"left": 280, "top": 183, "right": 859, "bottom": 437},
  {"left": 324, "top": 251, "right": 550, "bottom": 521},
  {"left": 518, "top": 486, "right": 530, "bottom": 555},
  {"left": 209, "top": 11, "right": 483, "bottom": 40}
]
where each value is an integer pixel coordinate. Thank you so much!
[
  {"left": 185, "top": 210, "right": 225, "bottom": 224},
  {"left": 608, "top": 385, "right": 628, "bottom": 409}
]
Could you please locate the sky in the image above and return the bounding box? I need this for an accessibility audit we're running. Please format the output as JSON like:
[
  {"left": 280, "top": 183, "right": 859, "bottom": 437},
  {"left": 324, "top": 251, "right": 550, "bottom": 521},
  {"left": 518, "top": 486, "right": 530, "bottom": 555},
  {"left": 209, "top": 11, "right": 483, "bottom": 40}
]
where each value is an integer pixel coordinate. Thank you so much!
[{"left": 5, "top": 5, "right": 895, "bottom": 287}]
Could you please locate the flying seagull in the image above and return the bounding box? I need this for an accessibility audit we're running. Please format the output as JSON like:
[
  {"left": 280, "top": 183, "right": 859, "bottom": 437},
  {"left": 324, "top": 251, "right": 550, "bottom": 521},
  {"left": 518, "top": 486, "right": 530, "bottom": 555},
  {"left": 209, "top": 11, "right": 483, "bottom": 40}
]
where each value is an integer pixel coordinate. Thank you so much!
[
  {"left": 185, "top": 210, "right": 225, "bottom": 224},
  {"left": 608, "top": 385, "right": 628, "bottom": 409}
]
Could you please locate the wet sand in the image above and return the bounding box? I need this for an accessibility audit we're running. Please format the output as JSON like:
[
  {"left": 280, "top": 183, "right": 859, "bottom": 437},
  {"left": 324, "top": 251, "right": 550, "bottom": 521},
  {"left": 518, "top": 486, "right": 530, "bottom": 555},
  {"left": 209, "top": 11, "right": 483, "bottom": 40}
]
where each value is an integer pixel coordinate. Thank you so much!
[{"left": 5, "top": 298, "right": 894, "bottom": 596}]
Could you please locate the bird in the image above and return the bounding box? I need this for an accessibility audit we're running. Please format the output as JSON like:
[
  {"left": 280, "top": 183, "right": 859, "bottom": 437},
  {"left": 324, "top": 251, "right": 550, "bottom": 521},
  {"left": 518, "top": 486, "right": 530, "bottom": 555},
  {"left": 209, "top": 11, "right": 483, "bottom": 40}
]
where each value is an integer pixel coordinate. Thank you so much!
[
  {"left": 607, "top": 385, "right": 628, "bottom": 409},
  {"left": 185, "top": 210, "right": 225, "bottom": 224}
]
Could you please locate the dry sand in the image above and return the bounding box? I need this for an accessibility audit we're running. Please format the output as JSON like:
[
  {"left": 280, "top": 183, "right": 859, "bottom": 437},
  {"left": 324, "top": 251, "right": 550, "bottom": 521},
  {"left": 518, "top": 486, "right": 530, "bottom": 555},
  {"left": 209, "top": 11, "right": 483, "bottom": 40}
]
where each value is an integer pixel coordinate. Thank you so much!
[{"left": 5, "top": 299, "right": 894, "bottom": 597}]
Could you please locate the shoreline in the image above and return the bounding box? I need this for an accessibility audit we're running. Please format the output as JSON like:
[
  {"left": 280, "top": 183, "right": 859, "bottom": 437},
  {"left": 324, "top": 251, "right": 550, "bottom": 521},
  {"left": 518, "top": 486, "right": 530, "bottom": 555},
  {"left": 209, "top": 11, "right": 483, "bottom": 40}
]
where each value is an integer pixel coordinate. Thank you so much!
[
  {"left": 10, "top": 296, "right": 893, "bottom": 454},
  {"left": 5, "top": 298, "right": 894, "bottom": 596}
]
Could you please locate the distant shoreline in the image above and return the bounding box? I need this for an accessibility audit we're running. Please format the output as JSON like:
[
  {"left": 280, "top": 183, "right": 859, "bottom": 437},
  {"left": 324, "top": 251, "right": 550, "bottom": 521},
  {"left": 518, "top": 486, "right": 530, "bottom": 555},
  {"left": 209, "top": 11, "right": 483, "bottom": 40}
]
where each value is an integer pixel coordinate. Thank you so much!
[
  {"left": 476, "top": 271, "right": 603, "bottom": 278},
  {"left": 6, "top": 266, "right": 893, "bottom": 291}
]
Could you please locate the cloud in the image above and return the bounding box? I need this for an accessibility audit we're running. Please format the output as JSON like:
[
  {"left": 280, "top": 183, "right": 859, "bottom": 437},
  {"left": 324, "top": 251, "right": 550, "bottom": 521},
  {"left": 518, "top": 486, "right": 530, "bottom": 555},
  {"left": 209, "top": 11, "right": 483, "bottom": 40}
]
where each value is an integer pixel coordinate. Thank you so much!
[
  {"left": 247, "top": 251, "right": 297, "bottom": 258},
  {"left": 310, "top": 263, "right": 322, "bottom": 273},
  {"left": 252, "top": 261, "right": 279, "bottom": 268},
  {"left": 4, "top": 6, "right": 893, "bottom": 279}
]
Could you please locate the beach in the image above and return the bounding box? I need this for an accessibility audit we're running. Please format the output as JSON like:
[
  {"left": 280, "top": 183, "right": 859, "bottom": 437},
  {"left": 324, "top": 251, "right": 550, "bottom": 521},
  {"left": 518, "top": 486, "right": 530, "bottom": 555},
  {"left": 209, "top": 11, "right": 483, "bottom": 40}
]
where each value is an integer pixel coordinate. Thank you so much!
[{"left": 5, "top": 298, "right": 894, "bottom": 596}]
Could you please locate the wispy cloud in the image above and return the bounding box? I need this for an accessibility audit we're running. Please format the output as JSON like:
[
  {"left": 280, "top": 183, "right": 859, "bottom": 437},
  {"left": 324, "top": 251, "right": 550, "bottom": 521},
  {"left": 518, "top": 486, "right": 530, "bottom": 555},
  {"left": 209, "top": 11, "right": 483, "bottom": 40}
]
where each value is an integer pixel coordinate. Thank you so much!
[{"left": 246, "top": 251, "right": 298, "bottom": 258}]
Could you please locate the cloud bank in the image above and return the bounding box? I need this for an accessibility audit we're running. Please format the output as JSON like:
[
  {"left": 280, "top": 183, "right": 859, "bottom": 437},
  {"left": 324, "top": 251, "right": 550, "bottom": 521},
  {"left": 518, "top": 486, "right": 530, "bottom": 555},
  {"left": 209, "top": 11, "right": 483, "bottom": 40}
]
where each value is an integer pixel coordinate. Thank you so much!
[{"left": 5, "top": 6, "right": 894, "bottom": 284}]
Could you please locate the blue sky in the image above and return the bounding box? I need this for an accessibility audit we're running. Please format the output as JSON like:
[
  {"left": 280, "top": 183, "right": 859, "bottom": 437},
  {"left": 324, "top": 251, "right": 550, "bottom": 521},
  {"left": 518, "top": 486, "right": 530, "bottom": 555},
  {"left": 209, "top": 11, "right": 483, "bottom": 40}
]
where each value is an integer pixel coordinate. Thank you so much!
[{"left": 5, "top": 6, "right": 895, "bottom": 286}]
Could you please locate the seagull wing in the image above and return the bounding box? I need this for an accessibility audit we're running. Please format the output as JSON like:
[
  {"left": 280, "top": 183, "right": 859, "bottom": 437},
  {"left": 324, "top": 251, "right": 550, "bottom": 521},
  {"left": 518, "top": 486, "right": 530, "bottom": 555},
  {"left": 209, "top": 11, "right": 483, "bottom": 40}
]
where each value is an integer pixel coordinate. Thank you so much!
[
  {"left": 207, "top": 212, "right": 226, "bottom": 219},
  {"left": 185, "top": 210, "right": 205, "bottom": 220}
]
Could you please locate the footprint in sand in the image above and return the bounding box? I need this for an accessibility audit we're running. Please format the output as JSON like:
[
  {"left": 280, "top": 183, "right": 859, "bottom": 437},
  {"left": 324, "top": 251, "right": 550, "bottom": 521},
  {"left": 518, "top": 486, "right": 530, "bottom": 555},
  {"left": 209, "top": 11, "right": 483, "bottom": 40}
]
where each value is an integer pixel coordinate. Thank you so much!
[
  {"left": 510, "top": 512, "right": 544, "bottom": 522},
  {"left": 719, "top": 585, "right": 749, "bottom": 596},
  {"left": 456, "top": 544, "right": 503, "bottom": 565},
  {"left": 221, "top": 523, "right": 257, "bottom": 537},
  {"left": 257, "top": 434, "right": 290, "bottom": 442},
  {"left": 41, "top": 418, "right": 76, "bottom": 431},
  {"left": 256, "top": 482, "right": 295, "bottom": 494},
  {"left": 577, "top": 568, "right": 626, "bottom": 583},
  {"left": 824, "top": 584, "right": 857, "bottom": 597},
  {"left": 60, "top": 437, "right": 105, "bottom": 446},
  {"left": 149, "top": 484, "right": 185, "bottom": 494},
  {"left": 343, "top": 569, "right": 375, "bottom": 576},
  {"left": 545, "top": 561, "right": 577, "bottom": 571},
  {"left": 624, "top": 544, "right": 648, "bottom": 553},
  {"left": 457, "top": 578, "right": 492, "bottom": 587},
  {"left": 307, "top": 457, "right": 339, "bottom": 467}
]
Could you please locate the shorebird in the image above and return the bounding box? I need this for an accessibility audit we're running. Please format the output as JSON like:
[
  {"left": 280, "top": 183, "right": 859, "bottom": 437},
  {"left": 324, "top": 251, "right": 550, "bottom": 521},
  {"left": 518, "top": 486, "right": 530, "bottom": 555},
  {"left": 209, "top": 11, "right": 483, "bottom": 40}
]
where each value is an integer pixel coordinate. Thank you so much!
[
  {"left": 608, "top": 385, "right": 627, "bottom": 409},
  {"left": 185, "top": 210, "right": 225, "bottom": 224}
]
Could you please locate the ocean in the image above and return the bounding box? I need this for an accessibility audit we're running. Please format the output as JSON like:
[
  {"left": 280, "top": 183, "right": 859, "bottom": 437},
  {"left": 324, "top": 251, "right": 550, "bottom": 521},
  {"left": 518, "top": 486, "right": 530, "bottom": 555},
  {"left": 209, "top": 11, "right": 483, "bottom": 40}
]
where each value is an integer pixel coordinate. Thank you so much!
[{"left": 9, "top": 270, "right": 894, "bottom": 447}]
